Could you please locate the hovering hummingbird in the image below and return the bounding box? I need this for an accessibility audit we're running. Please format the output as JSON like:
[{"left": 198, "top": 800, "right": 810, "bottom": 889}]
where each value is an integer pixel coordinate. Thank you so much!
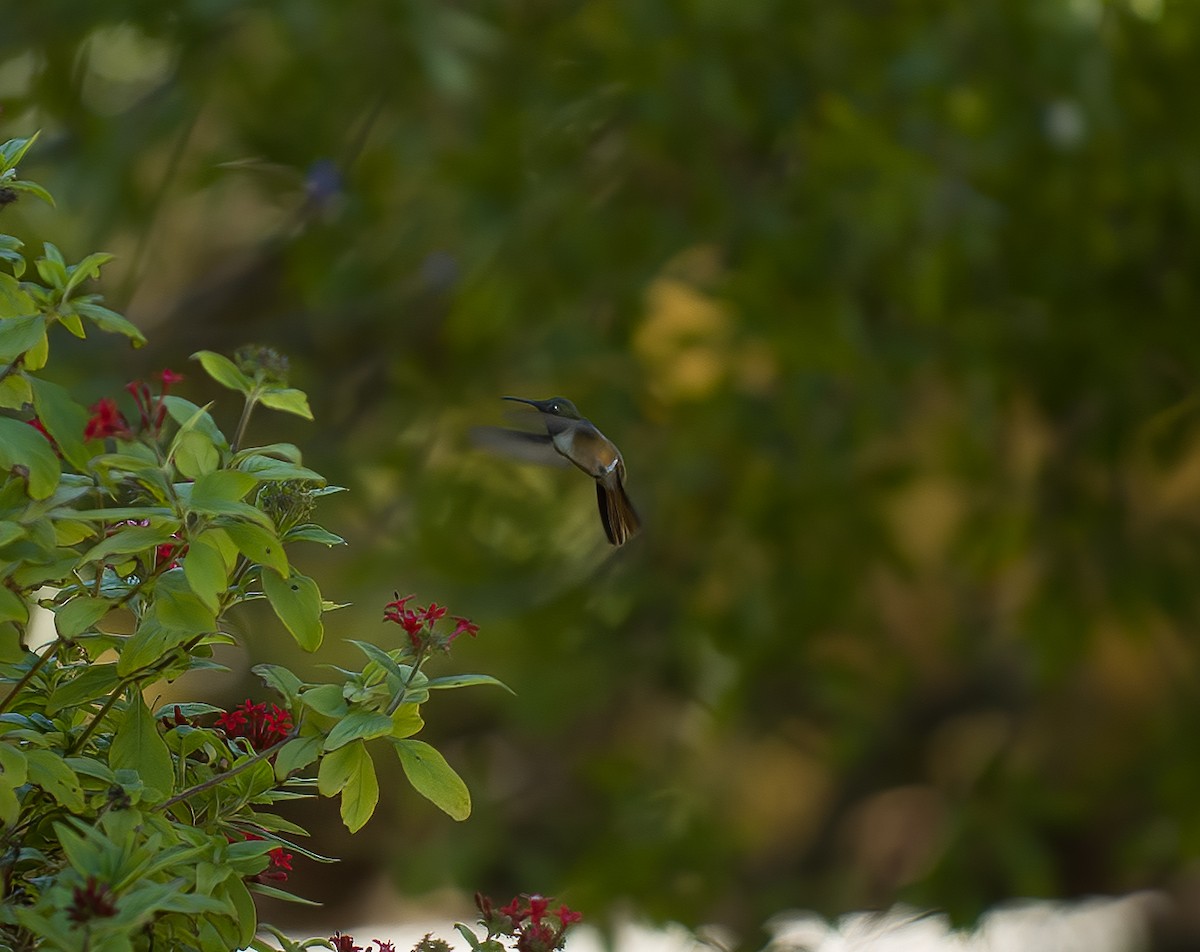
[{"left": 478, "top": 396, "right": 641, "bottom": 546}]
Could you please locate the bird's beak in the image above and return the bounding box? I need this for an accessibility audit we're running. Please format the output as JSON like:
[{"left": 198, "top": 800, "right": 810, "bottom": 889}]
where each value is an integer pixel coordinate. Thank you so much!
[{"left": 502, "top": 396, "right": 544, "bottom": 409}]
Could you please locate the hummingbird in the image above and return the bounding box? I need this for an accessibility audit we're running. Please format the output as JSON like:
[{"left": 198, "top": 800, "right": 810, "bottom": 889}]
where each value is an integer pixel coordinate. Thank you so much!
[{"left": 480, "top": 396, "right": 641, "bottom": 546}]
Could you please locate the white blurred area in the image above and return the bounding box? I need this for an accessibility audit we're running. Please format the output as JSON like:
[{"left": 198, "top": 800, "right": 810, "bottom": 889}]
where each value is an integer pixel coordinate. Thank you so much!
[{"left": 303, "top": 892, "right": 1167, "bottom": 952}]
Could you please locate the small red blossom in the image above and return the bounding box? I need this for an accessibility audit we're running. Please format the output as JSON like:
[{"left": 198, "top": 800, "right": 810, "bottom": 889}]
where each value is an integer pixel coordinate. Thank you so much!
[
  {"left": 422, "top": 602, "right": 447, "bottom": 623},
  {"left": 451, "top": 616, "right": 480, "bottom": 640},
  {"left": 527, "top": 896, "right": 549, "bottom": 923},
  {"left": 555, "top": 906, "right": 582, "bottom": 927},
  {"left": 84, "top": 398, "right": 132, "bottom": 441},
  {"left": 160, "top": 368, "right": 185, "bottom": 388},
  {"left": 500, "top": 896, "right": 528, "bottom": 923},
  {"left": 216, "top": 700, "right": 293, "bottom": 752},
  {"left": 374, "top": 942, "right": 396, "bottom": 952},
  {"left": 67, "top": 877, "right": 117, "bottom": 925},
  {"left": 330, "top": 933, "right": 362, "bottom": 952},
  {"left": 516, "top": 921, "right": 557, "bottom": 952}
]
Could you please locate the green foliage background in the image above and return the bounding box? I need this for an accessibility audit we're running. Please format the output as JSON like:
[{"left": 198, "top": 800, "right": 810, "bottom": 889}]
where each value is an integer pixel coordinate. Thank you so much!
[{"left": 4, "top": 0, "right": 1199, "bottom": 935}]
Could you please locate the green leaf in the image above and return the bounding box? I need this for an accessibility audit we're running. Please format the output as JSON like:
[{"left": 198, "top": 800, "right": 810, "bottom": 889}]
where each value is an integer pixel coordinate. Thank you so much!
[
  {"left": 0, "top": 520, "right": 22, "bottom": 546},
  {"left": 262, "top": 569, "right": 323, "bottom": 651},
  {"left": 0, "top": 587, "right": 26, "bottom": 624},
  {"left": 299, "top": 683, "right": 347, "bottom": 717},
  {"left": 317, "top": 739, "right": 360, "bottom": 796},
  {"left": 117, "top": 617, "right": 191, "bottom": 677},
  {"left": 187, "top": 468, "right": 258, "bottom": 511},
  {"left": 0, "top": 373, "right": 31, "bottom": 409},
  {"left": 173, "top": 429, "right": 220, "bottom": 478},
  {"left": 0, "top": 744, "right": 28, "bottom": 786},
  {"left": 182, "top": 531, "right": 230, "bottom": 613},
  {"left": 153, "top": 574, "right": 217, "bottom": 635},
  {"left": 30, "top": 376, "right": 90, "bottom": 470},
  {"left": 53, "top": 597, "right": 113, "bottom": 637},
  {"left": 274, "top": 735, "right": 322, "bottom": 780},
  {"left": 235, "top": 454, "right": 325, "bottom": 483},
  {"left": 80, "top": 522, "right": 181, "bottom": 565},
  {"left": 282, "top": 524, "right": 345, "bottom": 546},
  {"left": 161, "top": 395, "right": 227, "bottom": 448},
  {"left": 233, "top": 442, "right": 301, "bottom": 464},
  {"left": 0, "top": 132, "right": 39, "bottom": 171},
  {"left": 220, "top": 875, "right": 259, "bottom": 949},
  {"left": 348, "top": 639, "right": 405, "bottom": 683},
  {"left": 394, "top": 739, "right": 471, "bottom": 820},
  {"left": 46, "top": 663, "right": 120, "bottom": 714},
  {"left": 25, "top": 748, "right": 85, "bottom": 811},
  {"left": 222, "top": 522, "right": 288, "bottom": 573},
  {"left": 390, "top": 702, "right": 423, "bottom": 739},
  {"left": 0, "top": 313, "right": 46, "bottom": 361},
  {"left": 257, "top": 387, "right": 313, "bottom": 420},
  {"left": 251, "top": 662, "right": 303, "bottom": 700},
  {"left": 0, "top": 416, "right": 61, "bottom": 499},
  {"left": 109, "top": 693, "right": 174, "bottom": 800},
  {"left": 62, "top": 251, "right": 115, "bottom": 299},
  {"left": 192, "top": 350, "right": 253, "bottom": 393},
  {"left": 318, "top": 740, "right": 378, "bottom": 832},
  {"left": 426, "top": 673, "right": 516, "bottom": 694},
  {"left": 74, "top": 302, "right": 146, "bottom": 346},
  {"left": 323, "top": 711, "right": 395, "bottom": 751}
]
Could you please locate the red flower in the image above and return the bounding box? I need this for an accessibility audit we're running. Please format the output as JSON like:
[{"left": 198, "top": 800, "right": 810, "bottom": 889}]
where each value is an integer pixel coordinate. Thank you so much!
[
  {"left": 527, "top": 896, "right": 549, "bottom": 923},
  {"left": 374, "top": 943, "right": 396, "bottom": 952},
  {"left": 217, "top": 700, "right": 293, "bottom": 752},
  {"left": 160, "top": 368, "right": 184, "bottom": 389},
  {"left": 501, "top": 896, "right": 528, "bottom": 923},
  {"left": 422, "top": 602, "right": 447, "bottom": 623},
  {"left": 67, "top": 877, "right": 117, "bottom": 924},
  {"left": 84, "top": 398, "right": 131, "bottom": 441},
  {"left": 451, "top": 616, "right": 479, "bottom": 640},
  {"left": 516, "top": 921, "right": 556, "bottom": 952},
  {"left": 330, "top": 933, "right": 362, "bottom": 952},
  {"left": 555, "top": 905, "right": 582, "bottom": 927}
]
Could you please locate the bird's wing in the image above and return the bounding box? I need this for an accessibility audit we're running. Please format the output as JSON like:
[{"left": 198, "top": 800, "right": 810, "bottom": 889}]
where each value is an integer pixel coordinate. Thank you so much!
[{"left": 469, "top": 426, "right": 571, "bottom": 467}]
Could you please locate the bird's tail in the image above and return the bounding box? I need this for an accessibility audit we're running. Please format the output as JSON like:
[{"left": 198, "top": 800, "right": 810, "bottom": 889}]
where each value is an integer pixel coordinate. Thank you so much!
[{"left": 597, "top": 480, "right": 641, "bottom": 546}]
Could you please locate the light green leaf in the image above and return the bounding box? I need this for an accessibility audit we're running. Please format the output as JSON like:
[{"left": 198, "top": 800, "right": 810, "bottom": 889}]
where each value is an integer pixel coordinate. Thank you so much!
[
  {"left": 323, "top": 711, "right": 395, "bottom": 751},
  {"left": 80, "top": 522, "right": 180, "bottom": 565},
  {"left": 317, "top": 738, "right": 360, "bottom": 796},
  {"left": 0, "top": 416, "right": 61, "bottom": 499},
  {"left": 46, "top": 662, "right": 120, "bottom": 714},
  {"left": 300, "top": 683, "right": 347, "bottom": 717},
  {"left": 263, "top": 569, "right": 323, "bottom": 651},
  {"left": 74, "top": 301, "right": 146, "bottom": 346},
  {"left": 109, "top": 693, "right": 174, "bottom": 800},
  {"left": 0, "top": 373, "right": 31, "bottom": 409},
  {"left": 182, "top": 532, "right": 230, "bottom": 613},
  {"left": 390, "top": 703, "right": 423, "bottom": 739},
  {"left": 222, "top": 521, "right": 287, "bottom": 573},
  {"left": 258, "top": 387, "right": 313, "bottom": 420},
  {"left": 0, "top": 587, "right": 26, "bottom": 624},
  {"left": 25, "top": 748, "right": 85, "bottom": 811},
  {"left": 426, "top": 673, "right": 515, "bottom": 694},
  {"left": 161, "top": 395, "right": 227, "bottom": 447},
  {"left": 274, "top": 735, "right": 322, "bottom": 780},
  {"left": 282, "top": 524, "right": 345, "bottom": 546},
  {"left": 192, "top": 350, "right": 252, "bottom": 393},
  {"left": 394, "top": 739, "right": 471, "bottom": 820},
  {"left": 53, "top": 596, "right": 113, "bottom": 637},
  {"left": 0, "top": 313, "right": 45, "bottom": 361},
  {"left": 188, "top": 468, "right": 258, "bottom": 510},
  {"left": 62, "top": 251, "right": 115, "bottom": 298},
  {"left": 235, "top": 454, "right": 325, "bottom": 483},
  {"left": 251, "top": 661, "right": 303, "bottom": 700},
  {"left": 173, "top": 429, "right": 220, "bottom": 478},
  {"left": 30, "top": 376, "right": 90, "bottom": 470}
]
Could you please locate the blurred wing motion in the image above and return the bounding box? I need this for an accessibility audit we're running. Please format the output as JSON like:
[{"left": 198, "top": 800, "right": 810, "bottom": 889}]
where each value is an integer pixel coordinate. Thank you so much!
[{"left": 470, "top": 426, "right": 571, "bottom": 468}]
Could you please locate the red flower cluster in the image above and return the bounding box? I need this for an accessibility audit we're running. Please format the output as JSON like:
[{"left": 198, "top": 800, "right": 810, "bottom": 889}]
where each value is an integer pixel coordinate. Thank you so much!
[
  {"left": 241, "top": 832, "right": 294, "bottom": 883},
  {"left": 215, "top": 700, "right": 293, "bottom": 752},
  {"left": 67, "top": 876, "right": 117, "bottom": 924},
  {"left": 127, "top": 368, "right": 183, "bottom": 436},
  {"left": 383, "top": 593, "right": 479, "bottom": 652},
  {"left": 82, "top": 368, "right": 183, "bottom": 442},
  {"left": 83, "top": 397, "right": 132, "bottom": 441},
  {"left": 329, "top": 934, "right": 394, "bottom": 952},
  {"left": 475, "top": 893, "right": 582, "bottom": 952}
]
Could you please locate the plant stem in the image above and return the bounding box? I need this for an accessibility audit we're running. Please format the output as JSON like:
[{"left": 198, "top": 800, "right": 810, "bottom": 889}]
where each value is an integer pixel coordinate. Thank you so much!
[
  {"left": 386, "top": 648, "right": 428, "bottom": 715},
  {"left": 0, "top": 639, "right": 59, "bottom": 717},
  {"left": 231, "top": 392, "right": 259, "bottom": 453},
  {"left": 156, "top": 735, "right": 291, "bottom": 812}
]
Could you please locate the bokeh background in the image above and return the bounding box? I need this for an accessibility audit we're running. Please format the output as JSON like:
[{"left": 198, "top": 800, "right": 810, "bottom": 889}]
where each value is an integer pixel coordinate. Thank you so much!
[{"left": 4, "top": 0, "right": 1200, "bottom": 942}]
